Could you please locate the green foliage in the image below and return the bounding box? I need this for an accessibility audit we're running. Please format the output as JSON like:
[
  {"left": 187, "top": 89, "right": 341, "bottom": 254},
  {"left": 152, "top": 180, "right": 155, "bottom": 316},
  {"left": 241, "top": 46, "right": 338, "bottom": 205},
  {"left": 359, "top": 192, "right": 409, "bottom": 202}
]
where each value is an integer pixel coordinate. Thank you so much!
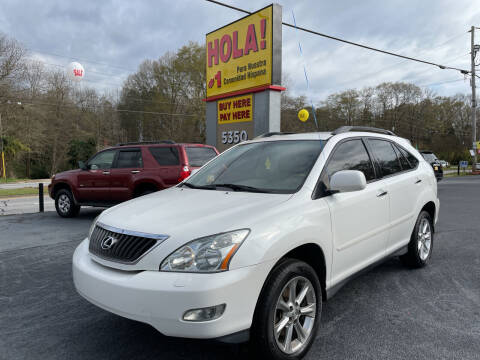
[
  {"left": 67, "top": 138, "right": 96, "bottom": 168},
  {"left": 1, "top": 135, "right": 29, "bottom": 156}
]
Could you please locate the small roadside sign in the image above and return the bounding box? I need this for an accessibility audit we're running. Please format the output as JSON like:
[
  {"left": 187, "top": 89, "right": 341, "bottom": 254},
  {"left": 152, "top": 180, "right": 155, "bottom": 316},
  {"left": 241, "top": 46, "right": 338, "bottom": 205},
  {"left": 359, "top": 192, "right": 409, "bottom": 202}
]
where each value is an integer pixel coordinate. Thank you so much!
[{"left": 459, "top": 161, "right": 468, "bottom": 168}]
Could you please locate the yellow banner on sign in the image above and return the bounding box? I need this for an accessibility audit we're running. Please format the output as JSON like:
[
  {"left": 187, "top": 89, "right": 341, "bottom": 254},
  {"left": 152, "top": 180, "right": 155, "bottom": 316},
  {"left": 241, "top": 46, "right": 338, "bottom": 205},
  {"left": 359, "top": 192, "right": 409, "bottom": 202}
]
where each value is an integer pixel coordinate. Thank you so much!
[
  {"left": 218, "top": 94, "right": 253, "bottom": 124},
  {"left": 206, "top": 5, "right": 273, "bottom": 98}
]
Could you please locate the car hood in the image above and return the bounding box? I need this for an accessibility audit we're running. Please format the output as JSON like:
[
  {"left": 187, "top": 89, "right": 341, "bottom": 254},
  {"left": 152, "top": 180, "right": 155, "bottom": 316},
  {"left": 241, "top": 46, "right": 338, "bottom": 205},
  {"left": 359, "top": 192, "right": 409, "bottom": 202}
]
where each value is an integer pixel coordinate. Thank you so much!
[
  {"left": 98, "top": 186, "right": 292, "bottom": 241},
  {"left": 54, "top": 169, "right": 81, "bottom": 178}
]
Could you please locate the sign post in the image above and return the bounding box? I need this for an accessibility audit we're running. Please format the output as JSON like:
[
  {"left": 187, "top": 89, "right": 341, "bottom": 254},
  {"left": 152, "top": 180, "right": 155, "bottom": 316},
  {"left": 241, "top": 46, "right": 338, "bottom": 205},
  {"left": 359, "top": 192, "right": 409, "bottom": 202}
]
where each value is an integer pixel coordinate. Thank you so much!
[{"left": 205, "top": 4, "right": 284, "bottom": 152}]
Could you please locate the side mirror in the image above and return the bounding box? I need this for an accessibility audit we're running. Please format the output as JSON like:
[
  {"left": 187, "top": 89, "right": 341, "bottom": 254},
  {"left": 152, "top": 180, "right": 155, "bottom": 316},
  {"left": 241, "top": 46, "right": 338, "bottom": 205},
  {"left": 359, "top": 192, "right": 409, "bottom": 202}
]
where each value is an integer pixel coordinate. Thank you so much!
[
  {"left": 330, "top": 170, "right": 366, "bottom": 193},
  {"left": 78, "top": 161, "right": 87, "bottom": 170}
]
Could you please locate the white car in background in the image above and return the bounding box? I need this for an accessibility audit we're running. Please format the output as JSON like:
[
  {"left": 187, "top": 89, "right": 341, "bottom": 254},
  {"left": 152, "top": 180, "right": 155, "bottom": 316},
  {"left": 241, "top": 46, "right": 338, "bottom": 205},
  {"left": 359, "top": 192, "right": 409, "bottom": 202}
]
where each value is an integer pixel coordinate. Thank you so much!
[{"left": 73, "top": 126, "right": 439, "bottom": 360}]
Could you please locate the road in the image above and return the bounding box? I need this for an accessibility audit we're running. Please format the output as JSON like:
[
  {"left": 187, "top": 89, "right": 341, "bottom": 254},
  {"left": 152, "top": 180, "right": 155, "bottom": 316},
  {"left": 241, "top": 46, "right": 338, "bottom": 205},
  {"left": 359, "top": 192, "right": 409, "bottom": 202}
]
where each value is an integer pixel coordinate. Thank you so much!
[{"left": 1, "top": 177, "right": 479, "bottom": 360}]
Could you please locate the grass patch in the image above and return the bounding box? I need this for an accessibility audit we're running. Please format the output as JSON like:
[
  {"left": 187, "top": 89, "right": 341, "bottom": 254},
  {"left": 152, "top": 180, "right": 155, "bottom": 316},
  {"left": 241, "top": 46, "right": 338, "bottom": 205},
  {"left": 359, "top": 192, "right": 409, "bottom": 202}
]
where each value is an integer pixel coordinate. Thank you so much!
[
  {"left": 0, "top": 178, "right": 31, "bottom": 184},
  {"left": 0, "top": 187, "right": 39, "bottom": 198}
]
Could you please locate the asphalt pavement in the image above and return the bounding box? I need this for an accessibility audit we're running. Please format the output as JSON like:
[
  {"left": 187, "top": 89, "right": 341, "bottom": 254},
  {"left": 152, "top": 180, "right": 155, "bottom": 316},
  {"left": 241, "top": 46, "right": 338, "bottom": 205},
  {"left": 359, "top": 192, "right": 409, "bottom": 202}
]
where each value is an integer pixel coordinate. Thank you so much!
[{"left": 0, "top": 177, "right": 479, "bottom": 360}]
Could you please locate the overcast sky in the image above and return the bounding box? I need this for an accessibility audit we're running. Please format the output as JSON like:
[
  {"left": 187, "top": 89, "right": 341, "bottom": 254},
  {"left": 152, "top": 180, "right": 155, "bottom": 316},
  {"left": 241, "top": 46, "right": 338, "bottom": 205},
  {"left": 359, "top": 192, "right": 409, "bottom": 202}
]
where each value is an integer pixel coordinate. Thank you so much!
[{"left": 0, "top": 0, "right": 478, "bottom": 102}]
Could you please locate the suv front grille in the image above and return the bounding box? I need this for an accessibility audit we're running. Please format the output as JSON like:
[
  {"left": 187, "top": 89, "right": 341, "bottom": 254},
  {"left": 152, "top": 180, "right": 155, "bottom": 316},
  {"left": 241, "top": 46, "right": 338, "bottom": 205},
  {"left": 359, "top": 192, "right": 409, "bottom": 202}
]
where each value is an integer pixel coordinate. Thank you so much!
[{"left": 88, "top": 223, "right": 168, "bottom": 264}]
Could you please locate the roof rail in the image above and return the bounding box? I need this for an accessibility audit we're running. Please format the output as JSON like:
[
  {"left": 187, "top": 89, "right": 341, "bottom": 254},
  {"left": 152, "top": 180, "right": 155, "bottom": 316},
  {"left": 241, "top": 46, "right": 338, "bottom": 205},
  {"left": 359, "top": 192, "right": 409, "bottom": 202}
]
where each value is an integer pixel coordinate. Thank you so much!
[
  {"left": 116, "top": 140, "right": 176, "bottom": 146},
  {"left": 331, "top": 126, "right": 396, "bottom": 136},
  {"left": 255, "top": 132, "right": 295, "bottom": 139}
]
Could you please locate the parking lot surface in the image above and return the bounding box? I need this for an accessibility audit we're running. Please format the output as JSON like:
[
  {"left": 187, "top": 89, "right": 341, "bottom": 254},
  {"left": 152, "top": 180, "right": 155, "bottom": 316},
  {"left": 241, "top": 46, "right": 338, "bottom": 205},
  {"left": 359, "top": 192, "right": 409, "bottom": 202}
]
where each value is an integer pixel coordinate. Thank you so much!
[{"left": 1, "top": 177, "right": 479, "bottom": 360}]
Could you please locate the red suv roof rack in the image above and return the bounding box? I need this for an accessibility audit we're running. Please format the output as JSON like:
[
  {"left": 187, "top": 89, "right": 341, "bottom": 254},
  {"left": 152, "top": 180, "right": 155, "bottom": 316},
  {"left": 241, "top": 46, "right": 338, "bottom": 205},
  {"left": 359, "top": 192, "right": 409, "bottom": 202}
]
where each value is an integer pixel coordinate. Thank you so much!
[{"left": 116, "top": 140, "right": 176, "bottom": 146}]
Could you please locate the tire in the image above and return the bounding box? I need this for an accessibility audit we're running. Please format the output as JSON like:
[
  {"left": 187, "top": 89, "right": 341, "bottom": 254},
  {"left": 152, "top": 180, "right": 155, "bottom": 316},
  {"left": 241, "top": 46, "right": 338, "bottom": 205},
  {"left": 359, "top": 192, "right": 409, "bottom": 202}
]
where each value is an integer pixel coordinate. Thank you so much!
[
  {"left": 401, "top": 210, "right": 433, "bottom": 268},
  {"left": 138, "top": 189, "right": 155, "bottom": 197},
  {"left": 55, "top": 189, "right": 80, "bottom": 218},
  {"left": 251, "top": 259, "right": 322, "bottom": 360}
]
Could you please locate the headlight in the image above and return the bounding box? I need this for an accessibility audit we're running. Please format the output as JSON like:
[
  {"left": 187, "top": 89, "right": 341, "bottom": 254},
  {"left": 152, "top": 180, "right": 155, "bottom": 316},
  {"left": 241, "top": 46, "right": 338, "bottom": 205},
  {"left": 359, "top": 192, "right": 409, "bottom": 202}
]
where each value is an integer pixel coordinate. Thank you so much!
[
  {"left": 160, "top": 229, "right": 250, "bottom": 272},
  {"left": 88, "top": 215, "right": 100, "bottom": 240}
]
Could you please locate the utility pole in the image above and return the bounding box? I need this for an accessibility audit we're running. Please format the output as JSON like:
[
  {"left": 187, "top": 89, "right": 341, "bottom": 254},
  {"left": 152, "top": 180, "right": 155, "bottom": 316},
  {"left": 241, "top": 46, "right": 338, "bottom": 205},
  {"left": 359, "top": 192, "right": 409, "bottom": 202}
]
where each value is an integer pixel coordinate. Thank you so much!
[
  {"left": 0, "top": 112, "right": 5, "bottom": 180},
  {"left": 471, "top": 26, "right": 477, "bottom": 172}
]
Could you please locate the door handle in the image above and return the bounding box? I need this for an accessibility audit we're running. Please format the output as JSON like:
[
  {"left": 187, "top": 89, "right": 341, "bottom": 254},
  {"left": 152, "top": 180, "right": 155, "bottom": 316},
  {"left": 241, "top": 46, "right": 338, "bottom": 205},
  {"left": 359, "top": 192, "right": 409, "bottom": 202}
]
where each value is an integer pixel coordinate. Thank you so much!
[
  {"left": 377, "top": 190, "right": 388, "bottom": 197},
  {"left": 131, "top": 170, "right": 140, "bottom": 174},
  {"left": 103, "top": 171, "right": 110, "bottom": 175},
  {"left": 415, "top": 179, "right": 422, "bottom": 184}
]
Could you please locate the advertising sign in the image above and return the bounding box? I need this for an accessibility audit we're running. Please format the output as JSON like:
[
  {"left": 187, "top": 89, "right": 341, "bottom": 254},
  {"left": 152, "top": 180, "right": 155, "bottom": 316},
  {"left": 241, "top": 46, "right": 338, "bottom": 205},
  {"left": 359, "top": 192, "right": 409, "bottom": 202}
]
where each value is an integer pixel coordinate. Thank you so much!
[
  {"left": 216, "top": 94, "right": 253, "bottom": 152},
  {"left": 206, "top": 4, "right": 281, "bottom": 99}
]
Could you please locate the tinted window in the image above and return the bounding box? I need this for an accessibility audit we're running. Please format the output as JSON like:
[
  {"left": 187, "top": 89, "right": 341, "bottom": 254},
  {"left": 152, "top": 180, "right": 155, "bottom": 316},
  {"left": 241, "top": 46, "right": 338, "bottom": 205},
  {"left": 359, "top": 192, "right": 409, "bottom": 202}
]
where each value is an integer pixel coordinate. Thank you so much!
[
  {"left": 149, "top": 147, "right": 180, "bottom": 166},
  {"left": 185, "top": 147, "right": 217, "bottom": 167},
  {"left": 116, "top": 150, "right": 142, "bottom": 168},
  {"left": 396, "top": 145, "right": 419, "bottom": 169},
  {"left": 88, "top": 150, "right": 116, "bottom": 170},
  {"left": 421, "top": 153, "right": 438, "bottom": 163},
  {"left": 393, "top": 144, "right": 411, "bottom": 170},
  {"left": 369, "top": 139, "right": 402, "bottom": 176},
  {"left": 322, "top": 139, "right": 375, "bottom": 189},
  {"left": 186, "top": 140, "right": 325, "bottom": 194}
]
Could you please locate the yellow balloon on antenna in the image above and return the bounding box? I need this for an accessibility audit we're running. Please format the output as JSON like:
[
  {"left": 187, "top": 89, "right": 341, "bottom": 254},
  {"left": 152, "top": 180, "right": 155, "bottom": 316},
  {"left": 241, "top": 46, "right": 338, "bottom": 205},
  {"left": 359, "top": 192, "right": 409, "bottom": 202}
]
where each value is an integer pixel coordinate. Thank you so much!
[{"left": 298, "top": 109, "right": 309, "bottom": 122}]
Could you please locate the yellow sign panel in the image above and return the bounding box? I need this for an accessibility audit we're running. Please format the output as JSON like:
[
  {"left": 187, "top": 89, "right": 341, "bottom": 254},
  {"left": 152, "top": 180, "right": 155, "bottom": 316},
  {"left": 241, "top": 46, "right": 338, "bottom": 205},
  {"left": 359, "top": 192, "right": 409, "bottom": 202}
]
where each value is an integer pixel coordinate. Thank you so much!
[
  {"left": 218, "top": 94, "right": 253, "bottom": 124},
  {"left": 206, "top": 5, "right": 273, "bottom": 98}
]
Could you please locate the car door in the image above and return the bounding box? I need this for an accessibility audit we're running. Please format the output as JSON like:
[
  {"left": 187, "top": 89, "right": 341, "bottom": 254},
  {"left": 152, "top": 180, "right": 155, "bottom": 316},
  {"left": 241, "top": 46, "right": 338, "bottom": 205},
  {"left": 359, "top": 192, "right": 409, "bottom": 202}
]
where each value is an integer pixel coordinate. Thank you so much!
[
  {"left": 319, "top": 138, "right": 390, "bottom": 284},
  {"left": 109, "top": 148, "right": 143, "bottom": 202},
  {"left": 367, "top": 139, "right": 422, "bottom": 253},
  {"left": 77, "top": 149, "right": 116, "bottom": 203},
  {"left": 148, "top": 146, "right": 182, "bottom": 187}
]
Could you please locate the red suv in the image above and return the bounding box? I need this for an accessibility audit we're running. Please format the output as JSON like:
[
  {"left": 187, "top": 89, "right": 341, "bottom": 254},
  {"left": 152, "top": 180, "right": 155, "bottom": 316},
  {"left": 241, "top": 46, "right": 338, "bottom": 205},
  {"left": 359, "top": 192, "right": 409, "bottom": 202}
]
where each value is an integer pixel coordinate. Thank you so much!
[{"left": 48, "top": 141, "right": 219, "bottom": 217}]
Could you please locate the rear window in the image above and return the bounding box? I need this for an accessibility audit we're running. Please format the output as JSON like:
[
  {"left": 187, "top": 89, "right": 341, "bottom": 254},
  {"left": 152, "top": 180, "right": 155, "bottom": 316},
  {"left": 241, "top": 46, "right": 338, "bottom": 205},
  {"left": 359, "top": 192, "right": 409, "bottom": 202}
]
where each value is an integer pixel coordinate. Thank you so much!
[
  {"left": 421, "top": 153, "right": 438, "bottom": 163},
  {"left": 149, "top": 147, "right": 180, "bottom": 166},
  {"left": 396, "top": 145, "right": 419, "bottom": 169},
  {"left": 115, "top": 149, "right": 143, "bottom": 168},
  {"left": 368, "top": 139, "right": 402, "bottom": 177},
  {"left": 185, "top": 147, "right": 217, "bottom": 167}
]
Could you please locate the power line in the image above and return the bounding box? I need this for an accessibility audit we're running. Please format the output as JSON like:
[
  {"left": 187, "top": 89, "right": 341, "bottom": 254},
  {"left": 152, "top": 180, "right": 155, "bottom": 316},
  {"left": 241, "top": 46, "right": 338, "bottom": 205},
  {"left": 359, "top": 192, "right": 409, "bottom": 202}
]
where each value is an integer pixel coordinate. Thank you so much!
[
  {"left": 205, "top": 0, "right": 471, "bottom": 75},
  {"left": 0, "top": 97, "right": 197, "bottom": 117}
]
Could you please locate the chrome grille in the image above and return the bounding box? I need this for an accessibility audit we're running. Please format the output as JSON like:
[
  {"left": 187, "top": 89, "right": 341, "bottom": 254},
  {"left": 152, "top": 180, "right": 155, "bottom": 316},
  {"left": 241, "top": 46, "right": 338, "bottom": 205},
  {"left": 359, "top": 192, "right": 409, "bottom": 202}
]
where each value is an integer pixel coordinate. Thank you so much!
[{"left": 88, "top": 223, "right": 168, "bottom": 264}]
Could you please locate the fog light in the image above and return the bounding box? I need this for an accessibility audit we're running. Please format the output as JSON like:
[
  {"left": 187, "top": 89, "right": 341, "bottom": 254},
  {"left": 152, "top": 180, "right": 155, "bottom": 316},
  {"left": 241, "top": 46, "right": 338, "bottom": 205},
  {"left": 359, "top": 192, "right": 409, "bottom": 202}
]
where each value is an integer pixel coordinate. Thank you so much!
[{"left": 183, "top": 304, "right": 226, "bottom": 322}]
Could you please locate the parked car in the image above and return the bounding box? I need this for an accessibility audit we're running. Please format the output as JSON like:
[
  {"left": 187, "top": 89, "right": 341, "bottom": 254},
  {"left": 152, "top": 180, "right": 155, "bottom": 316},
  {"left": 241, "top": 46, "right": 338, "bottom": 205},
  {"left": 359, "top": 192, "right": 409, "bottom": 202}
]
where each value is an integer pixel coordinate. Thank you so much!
[
  {"left": 438, "top": 160, "right": 448, "bottom": 168},
  {"left": 73, "top": 126, "right": 439, "bottom": 360},
  {"left": 419, "top": 150, "right": 443, "bottom": 181},
  {"left": 49, "top": 141, "right": 219, "bottom": 217}
]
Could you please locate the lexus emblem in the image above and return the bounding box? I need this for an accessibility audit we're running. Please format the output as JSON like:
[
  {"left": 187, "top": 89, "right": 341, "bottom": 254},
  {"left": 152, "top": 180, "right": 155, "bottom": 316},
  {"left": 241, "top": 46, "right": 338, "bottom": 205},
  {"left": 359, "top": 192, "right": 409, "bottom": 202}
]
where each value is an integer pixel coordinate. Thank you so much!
[{"left": 101, "top": 236, "right": 118, "bottom": 250}]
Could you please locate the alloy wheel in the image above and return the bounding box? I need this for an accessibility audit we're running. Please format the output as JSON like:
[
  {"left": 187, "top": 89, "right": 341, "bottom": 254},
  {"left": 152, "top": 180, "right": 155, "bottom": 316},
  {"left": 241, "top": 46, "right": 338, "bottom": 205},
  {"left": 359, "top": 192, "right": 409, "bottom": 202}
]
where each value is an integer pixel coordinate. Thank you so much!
[
  {"left": 417, "top": 218, "right": 432, "bottom": 261},
  {"left": 273, "top": 276, "right": 316, "bottom": 355},
  {"left": 58, "top": 194, "right": 71, "bottom": 214}
]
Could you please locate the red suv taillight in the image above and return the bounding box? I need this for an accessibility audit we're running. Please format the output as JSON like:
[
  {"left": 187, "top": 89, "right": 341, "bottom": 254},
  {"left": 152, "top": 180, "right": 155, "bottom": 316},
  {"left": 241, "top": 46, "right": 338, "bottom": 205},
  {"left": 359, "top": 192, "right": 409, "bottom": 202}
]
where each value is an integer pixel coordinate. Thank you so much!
[{"left": 178, "top": 165, "right": 191, "bottom": 182}]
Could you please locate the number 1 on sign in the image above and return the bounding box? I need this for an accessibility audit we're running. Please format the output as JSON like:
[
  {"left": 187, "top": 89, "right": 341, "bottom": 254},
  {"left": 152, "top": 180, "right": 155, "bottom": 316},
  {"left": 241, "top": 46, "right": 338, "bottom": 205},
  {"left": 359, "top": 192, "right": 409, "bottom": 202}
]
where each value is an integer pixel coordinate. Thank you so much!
[{"left": 214, "top": 71, "right": 221, "bottom": 88}]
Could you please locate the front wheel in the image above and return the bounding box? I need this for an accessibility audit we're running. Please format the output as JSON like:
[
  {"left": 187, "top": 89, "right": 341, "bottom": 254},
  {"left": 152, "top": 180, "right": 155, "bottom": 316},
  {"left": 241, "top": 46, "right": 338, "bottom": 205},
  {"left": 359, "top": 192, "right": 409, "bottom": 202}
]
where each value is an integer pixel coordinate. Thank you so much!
[
  {"left": 55, "top": 189, "right": 80, "bottom": 218},
  {"left": 401, "top": 210, "right": 433, "bottom": 268},
  {"left": 251, "top": 259, "right": 321, "bottom": 360}
]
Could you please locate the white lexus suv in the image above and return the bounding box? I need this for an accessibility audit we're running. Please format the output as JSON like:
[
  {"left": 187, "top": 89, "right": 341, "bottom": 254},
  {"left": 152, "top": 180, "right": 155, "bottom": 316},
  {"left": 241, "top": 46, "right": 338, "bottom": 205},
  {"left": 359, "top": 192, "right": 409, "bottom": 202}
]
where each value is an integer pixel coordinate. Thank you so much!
[{"left": 73, "top": 126, "right": 439, "bottom": 359}]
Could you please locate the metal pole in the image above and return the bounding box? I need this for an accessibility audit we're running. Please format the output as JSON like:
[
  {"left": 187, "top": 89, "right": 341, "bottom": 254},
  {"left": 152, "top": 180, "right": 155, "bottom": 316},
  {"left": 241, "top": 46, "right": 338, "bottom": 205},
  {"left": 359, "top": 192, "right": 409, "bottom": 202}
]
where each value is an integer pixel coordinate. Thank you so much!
[
  {"left": 0, "top": 112, "right": 4, "bottom": 180},
  {"left": 39, "top": 183, "right": 44, "bottom": 212},
  {"left": 471, "top": 26, "right": 477, "bottom": 172}
]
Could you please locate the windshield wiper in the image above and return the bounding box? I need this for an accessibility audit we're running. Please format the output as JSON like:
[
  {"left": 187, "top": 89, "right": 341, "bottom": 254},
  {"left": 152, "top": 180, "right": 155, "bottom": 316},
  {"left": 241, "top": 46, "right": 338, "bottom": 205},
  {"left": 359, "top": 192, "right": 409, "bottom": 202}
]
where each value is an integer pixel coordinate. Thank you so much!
[
  {"left": 181, "top": 182, "right": 272, "bottom": 193},
  {"left": 180, "top": 182, "right": 215, "bottom": 190},
  {"left": 212, "top": 183, "right": 272, "bottom": 193}
]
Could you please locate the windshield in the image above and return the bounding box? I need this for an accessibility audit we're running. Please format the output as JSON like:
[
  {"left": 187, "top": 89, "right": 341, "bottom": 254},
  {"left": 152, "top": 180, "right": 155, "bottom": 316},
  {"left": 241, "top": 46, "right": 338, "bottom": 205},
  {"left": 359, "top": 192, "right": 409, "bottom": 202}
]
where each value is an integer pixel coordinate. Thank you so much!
[
  {"left": 183, "top": 140, "right": 325, "bottom": 194},
  {"left": 421, "top": 153, "right": 438, "bottom": 163}
]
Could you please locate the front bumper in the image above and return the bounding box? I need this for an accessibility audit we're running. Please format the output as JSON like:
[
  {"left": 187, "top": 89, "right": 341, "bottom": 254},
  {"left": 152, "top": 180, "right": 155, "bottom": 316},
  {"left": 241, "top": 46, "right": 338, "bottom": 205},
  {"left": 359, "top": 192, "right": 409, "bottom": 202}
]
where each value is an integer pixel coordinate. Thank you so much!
[{"left": 73, "top": 239, "right": 272, "bottom": 339}]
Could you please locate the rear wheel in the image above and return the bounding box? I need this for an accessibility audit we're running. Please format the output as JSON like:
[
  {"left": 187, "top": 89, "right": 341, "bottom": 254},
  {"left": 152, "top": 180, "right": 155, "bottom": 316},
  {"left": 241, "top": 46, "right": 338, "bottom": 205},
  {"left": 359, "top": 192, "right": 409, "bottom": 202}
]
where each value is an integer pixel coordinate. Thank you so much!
[
  {"left": 402, "top": 210, "right": 433, "bottom": 268},
  {"left": 251, "top": 259, "right": 321, "bottom": 360},
  {"left": 55, "top": 189, "right": 80, "bottom": 218}
]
